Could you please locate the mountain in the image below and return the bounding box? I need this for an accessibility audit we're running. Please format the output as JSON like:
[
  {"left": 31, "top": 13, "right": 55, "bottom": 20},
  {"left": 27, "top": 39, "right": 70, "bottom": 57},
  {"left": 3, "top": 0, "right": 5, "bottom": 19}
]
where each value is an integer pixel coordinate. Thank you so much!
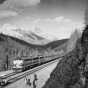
[
  {"left": 13, "top": 28, "right": 50, "bottom": 45},
  {"left": 51, "top": 29, "right": 82, "bottom": 56},
  {"left": 0, "top": 33, "right": 68, "bottom": 71},
  {"left": 0, "top": 24, "right": 57, "bottom": 45},
  {"left": 33, "top": 27, "right": 58, "bottom": 41}
]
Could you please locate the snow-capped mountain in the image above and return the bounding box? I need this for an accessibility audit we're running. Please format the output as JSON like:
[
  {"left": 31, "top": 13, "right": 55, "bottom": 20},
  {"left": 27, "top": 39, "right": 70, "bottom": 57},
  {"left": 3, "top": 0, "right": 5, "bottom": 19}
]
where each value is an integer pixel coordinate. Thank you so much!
[
  {"left": 33, "top": 27, "right": 58, "bottom": 41},
  {"left": 0, "top": 24, "right": 57, "bottom": 45}
]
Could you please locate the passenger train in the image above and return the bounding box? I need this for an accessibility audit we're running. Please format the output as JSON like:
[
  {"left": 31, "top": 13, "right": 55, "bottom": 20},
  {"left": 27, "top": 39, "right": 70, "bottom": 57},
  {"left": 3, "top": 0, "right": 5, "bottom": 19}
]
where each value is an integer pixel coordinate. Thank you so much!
[{"left": 12, "top": 55, "right": 60, "bottom": 72}]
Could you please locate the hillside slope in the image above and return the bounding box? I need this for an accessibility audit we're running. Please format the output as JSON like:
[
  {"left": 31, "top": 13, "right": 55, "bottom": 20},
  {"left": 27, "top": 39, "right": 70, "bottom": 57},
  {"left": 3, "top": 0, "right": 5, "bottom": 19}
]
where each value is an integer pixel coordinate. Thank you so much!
[
  {"left": 0, "top": 33, "right": 68, "bottom": 71},
  {"left": 42, "top": 30, "right": 84, "bottom": 88}
]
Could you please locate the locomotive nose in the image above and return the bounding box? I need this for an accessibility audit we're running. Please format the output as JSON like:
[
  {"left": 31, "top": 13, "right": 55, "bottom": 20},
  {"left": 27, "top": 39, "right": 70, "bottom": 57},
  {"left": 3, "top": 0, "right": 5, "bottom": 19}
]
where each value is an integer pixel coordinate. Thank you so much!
[
  {"left": 0, "top": 78, "right": 7, "bottom": 86},
  {"left": 12, "top": 59, "right": 23, "bottom": 71}
]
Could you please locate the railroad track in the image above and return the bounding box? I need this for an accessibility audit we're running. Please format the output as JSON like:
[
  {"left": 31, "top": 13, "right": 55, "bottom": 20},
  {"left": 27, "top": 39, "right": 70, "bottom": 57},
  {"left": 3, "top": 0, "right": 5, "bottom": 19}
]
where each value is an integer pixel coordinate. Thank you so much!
[
  {"left": 1, "top": 58, "right": 61, "bottom": 88},
  {"left": 0, "top": 72, "right": 18, "bottom": 79}
]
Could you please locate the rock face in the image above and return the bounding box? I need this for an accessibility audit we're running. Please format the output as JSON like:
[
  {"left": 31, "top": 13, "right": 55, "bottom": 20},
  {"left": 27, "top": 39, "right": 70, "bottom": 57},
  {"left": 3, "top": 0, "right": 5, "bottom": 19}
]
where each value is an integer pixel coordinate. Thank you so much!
[
  {"left": 42, "top": 26, "right": 88, "bottom": 88},
  {"left": 66, "top": 29, "right": 81, "bottom": 52}
]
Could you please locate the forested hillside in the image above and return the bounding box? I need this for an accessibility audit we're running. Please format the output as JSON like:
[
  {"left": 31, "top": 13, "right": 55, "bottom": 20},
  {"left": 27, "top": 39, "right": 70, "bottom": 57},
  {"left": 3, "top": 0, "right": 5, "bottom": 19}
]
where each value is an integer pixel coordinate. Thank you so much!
[{"left": 0, "top": 33, "right": 68, "bottom": 71}]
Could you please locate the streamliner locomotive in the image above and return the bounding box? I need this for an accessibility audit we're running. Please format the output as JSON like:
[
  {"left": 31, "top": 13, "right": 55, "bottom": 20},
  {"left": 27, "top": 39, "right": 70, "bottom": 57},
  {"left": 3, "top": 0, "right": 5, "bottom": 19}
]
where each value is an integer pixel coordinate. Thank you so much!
[{"left": 12, "top": 55, "right": 59, "bottom": 72}]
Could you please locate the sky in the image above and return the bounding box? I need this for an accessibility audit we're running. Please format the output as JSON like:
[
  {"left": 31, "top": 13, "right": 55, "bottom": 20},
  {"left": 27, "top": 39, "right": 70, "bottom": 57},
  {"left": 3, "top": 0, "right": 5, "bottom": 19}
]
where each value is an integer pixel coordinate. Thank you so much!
[{"left": 0, "top": 0, "right": 87, "bottom": 39}]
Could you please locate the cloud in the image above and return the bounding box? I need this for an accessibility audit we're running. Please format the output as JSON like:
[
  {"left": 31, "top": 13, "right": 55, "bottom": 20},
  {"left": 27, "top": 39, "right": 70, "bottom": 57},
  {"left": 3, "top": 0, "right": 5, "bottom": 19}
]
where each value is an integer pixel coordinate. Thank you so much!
[
  {"left": 1, "top": 0, "right": 40, "bottom": 8},
  {"left": 33, "top": 16, "right": 73, "bottom": 26},
  {"left": 32, "top": 16, "right": 84, "bottom": 39},
  {"left": 33, "top": 16, "right": 84, "bottom": 29},
  {"left": 26, "top": 0, "right": 40, "bottom": 6},
  {"left": 54, "top": 16, "right": 64, "bottom": 22},
  {"left": 0, "top": 10, "right": 18, "bottom": 18},
  {"left": 33, "top": 16, "right": 72, "bottom": 24}
]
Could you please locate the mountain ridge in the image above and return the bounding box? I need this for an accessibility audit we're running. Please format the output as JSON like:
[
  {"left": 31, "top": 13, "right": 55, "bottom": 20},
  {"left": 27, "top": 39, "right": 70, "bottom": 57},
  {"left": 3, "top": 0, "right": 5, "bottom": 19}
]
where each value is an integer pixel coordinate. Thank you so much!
[{"left": 0, "top": 24, "right": 58, "bottom": 45}]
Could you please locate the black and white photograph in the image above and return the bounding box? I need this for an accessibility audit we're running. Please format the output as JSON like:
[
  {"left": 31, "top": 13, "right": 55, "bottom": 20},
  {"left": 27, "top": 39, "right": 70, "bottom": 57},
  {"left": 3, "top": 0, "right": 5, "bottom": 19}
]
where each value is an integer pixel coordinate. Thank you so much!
[{"left": 0, "top": 0, "right": 87, "bottom": 88}]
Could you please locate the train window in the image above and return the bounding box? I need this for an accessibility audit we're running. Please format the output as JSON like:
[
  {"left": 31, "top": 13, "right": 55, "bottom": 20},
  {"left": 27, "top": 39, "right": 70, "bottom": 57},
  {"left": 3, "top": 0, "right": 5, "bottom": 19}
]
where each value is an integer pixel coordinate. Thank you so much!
[
  {"left": 33, "top": 57, "right": 38, "bottom": 60},
  {"left": 23, "top": 59, "right": 32, "bottom": 61}
]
